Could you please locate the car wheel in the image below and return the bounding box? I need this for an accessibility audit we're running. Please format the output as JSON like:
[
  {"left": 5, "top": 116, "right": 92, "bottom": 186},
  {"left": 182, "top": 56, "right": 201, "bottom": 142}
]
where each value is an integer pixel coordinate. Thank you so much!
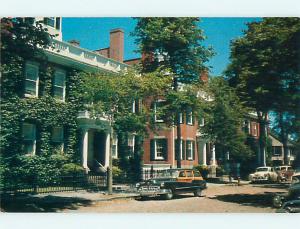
[
  {"left": 194, "top": 189, "right": 202, "bottom": 197},
  {"left": 273, "top": 195, "right": 284, "bottom": 208},
  {"left": 163, "top": 189, "right": 174, "bottom": 200}
]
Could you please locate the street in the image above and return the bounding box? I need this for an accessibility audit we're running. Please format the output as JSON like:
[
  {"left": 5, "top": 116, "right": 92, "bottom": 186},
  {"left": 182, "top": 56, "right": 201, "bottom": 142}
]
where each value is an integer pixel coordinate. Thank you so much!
[{"left": 63, "top": 183, "right": 288, "bottom": 213}]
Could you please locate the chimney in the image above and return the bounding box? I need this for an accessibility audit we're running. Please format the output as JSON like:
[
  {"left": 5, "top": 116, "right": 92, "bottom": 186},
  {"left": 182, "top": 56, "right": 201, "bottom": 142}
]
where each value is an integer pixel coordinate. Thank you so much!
[
  {"left": 109, "top": 28, "right": 124, "bottom": 62},
  {"left": 69, "top": 39, "right": 80, "bottom": 47}
]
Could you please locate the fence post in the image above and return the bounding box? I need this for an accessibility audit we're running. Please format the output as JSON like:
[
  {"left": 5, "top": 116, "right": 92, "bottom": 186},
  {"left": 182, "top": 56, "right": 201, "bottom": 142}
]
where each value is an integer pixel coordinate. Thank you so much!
[
  {"left": 33, "top": 174, "right": 38, "bottom": 194},
  {"left": 150, "top": 165, "right": 154, "bottom": 178}
]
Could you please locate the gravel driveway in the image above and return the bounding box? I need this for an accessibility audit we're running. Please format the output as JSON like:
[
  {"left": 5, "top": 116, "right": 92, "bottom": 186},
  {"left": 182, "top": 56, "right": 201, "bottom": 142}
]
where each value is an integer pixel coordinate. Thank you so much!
[{"left": 63, "top": 183, "right": 288, "bottom": 213}]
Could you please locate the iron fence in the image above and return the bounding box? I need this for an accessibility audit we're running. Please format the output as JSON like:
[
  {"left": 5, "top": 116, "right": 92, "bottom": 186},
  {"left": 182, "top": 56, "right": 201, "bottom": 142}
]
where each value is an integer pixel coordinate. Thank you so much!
[{"left": 1, "top": 174, "right": 107, "bottom": 194}]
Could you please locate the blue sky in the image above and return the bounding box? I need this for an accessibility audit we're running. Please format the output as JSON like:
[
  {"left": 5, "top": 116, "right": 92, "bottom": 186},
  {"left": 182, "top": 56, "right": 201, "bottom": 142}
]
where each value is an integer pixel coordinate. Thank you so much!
[{"left": 62, "top": 17, "right": 260, "bottom": 76}]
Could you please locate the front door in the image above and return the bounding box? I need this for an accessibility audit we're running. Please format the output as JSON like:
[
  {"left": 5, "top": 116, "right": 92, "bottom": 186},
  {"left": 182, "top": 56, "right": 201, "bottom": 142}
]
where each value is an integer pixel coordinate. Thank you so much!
[{"left": 93, "top": 131, "right": 106, "bottom": 166}]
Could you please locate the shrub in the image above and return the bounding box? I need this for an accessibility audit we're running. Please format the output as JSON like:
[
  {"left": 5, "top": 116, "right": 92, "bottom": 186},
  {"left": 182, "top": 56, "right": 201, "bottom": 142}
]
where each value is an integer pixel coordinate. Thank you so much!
[{"left": 61, "top": 163, "right": 85, "bottom": 175}]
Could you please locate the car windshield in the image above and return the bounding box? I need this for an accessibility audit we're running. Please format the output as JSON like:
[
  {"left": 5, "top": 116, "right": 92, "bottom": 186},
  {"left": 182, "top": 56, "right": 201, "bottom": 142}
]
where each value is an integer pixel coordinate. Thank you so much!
[
  {"left": 156, "top": 170, "right": 180, "bottom": 178},
  {"left": 256, "top": 168, "right": 269, "bottom": 172}
]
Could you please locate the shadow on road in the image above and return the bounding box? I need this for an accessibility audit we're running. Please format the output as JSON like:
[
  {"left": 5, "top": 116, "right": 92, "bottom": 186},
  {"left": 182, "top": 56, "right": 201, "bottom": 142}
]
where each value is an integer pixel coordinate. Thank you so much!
[
  {"left": 250, "top": 183, "right": 290, "bottom": 189},
  {"left": 209, "top": 192, "right": 284, "bottom": 208},
  {"left": 1, "top": 194, "right": 93, "bottom": 212},
  {"left": 136, "top": 193, "right": 201, "bottom": 201}
]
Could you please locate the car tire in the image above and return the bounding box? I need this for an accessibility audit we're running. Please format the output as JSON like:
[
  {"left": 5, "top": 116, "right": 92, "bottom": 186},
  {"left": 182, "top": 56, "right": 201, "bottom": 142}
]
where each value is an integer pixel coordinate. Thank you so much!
[
  {"left": 273, "top": 195, "right": 284, "bottom": 208},
  {"left": 194, "top": 189, "right": 202, "bottom": 197},
  {"left": 163, "top": 189, "right": 174, "bottom": 200}
]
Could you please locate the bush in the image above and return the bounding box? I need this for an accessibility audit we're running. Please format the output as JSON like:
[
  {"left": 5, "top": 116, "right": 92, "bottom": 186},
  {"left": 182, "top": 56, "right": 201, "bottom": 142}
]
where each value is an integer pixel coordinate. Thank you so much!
[
  {"left": 194, "top": 165, "right": 209, "bottom": 179},
  {"left": 61, "top": 163, "right": 85, "bottom": 175},
  {"left": 216, "top": 166, "right": 225, "bottom": 177}
]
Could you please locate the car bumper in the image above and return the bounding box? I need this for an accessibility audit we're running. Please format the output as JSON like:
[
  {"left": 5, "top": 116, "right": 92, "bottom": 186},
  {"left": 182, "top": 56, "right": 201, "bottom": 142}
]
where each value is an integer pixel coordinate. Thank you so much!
[
  {"left": 251, "top": 176, "right": 269, "bottom": 181},
  {"left": 138, "top": 187, "right": 172, "bottom": 196}
]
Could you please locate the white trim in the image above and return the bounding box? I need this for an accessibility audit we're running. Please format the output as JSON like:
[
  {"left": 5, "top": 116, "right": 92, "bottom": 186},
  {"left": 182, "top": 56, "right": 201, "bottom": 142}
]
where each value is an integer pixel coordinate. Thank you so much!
[
  {"left": 153, "top": 136, "right": 167, "bottom": 139},
  {"left": 154, "top": 139, "right": 164, "bottom": 160},
  {"left": 200, "top": 118, "right": 205, "bottom": 127},
  {"left": 154, "top": 100, "right": 164, "bottom": 123},
  {"left": 186, "top": 140, "right": 193, "bottom": 160},
  {"left": 186, "top": 110, "right": 193, "bottom": 125}
]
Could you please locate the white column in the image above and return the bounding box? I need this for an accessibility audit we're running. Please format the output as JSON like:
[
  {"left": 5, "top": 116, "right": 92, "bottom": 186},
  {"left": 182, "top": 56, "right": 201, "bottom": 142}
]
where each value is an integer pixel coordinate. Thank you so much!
[
  {"left": 202, "top": 142, "right": 207, "bottom": 165},
  {"left": 211, "top": 144, "right": 216, "bottom": 166},
  {"left": 105, "top": 133, "right": 110, "bottom": 167},
  {"left": 82, "top": 129, "right": 89, "bottom": 170}
]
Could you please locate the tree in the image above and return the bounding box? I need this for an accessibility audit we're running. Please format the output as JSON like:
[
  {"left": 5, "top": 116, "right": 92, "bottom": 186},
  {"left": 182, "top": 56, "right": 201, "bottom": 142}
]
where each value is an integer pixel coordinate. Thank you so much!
[
  {"left": 133, "top": 17, "right": 213, "bottom": 167},
  {"left": 226, "top": 18, "right": 300, "bottom": 166},
  {"left": 81, "top": 69, "right": 171, "bottom": 193},
  {"left": 199, "top": 77, "right": 254, "bottom": 175}
]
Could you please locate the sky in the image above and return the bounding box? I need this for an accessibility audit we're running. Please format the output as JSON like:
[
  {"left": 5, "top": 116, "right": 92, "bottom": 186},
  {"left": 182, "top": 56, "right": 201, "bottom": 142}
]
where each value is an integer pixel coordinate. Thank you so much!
[{"left": 62, "top": 17, "right": 260, "bottom": 76}]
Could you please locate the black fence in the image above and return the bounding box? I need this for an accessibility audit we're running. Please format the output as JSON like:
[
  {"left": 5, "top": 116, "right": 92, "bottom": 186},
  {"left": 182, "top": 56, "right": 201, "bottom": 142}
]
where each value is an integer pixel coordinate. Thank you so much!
[
  {"left": 1, "top": 174, "right": 107, "bottom": 194},
  {"left": 113, "top": 169, "right": 168, "bottom": 184}
]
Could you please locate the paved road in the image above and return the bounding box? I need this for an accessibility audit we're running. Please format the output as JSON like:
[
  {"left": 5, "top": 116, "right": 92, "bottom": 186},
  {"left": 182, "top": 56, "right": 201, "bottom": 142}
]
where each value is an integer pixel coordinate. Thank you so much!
[{"left": 63, "top": 183, "right": 288, "bottom": 213}]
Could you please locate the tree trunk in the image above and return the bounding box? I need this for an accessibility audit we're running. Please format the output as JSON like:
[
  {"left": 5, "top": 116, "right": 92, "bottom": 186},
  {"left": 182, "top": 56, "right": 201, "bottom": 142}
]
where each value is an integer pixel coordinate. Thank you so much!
[
  {"left": 278, "top": 111, "right": 289, "bottom": 165},
  {"left": 174, "top": 77, "right": 182, "bottom": 168},
  {"left": 108, "top": 125, "right": 113, "bottom": 195},
  {"left": 257, "top": 111, "right": 267, "bottom": 167}
]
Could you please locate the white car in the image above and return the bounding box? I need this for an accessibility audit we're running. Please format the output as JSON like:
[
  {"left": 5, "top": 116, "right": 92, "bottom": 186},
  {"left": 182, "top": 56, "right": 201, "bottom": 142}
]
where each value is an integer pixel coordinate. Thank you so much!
[{"left": 249, "top": 166, "right": 278, "bottom": 183}]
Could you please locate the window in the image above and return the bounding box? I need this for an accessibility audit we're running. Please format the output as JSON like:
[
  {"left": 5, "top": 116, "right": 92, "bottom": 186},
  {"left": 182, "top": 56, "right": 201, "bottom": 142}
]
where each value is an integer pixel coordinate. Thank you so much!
[
  {"left": 252, "top": 122, "right": 258, "bottom": 136},
  {"left": 22, "top": 123, "right": 36, "bottom": 155},
  {"left": 53, "top": 69, "right": 66, "bottom": 101},
  {"left": 179, "top": 171, "right": 186, "bottom": 177},
  {"left": 194, "top": 171, "right": 201, "bottom": 177},
  {"left": 25, "top": 62, "right": 39, "bottom": 97},
  {"left": 44, "top": 17, "right": 55, "bottom": 27},
  {"left": 55, "top": 17, "right": 61, "bottom": 30},
  {"left": 154, "top": 100, "right": 164, "bottom": 123},
  {"left": 186, "top": 140, "right": 194, "bottom": 160},
  {"left": 186, "top": 109, "right": 193, "bottom": 125},
  {"left": 186, "top": 170, "right": 193, "bottom": 177},
  {"left": 112, "top": 136, "right": 118, "bottom": 158},
  {"left": 128, "top": 134, "right": 135, "bottom": 154},
  {"left": 179, "top": 113, "right": 183, "bottom": 124},
  {"left": 272, "top": 146, "right": 282, "bottom": 156},
  {"left": 200, "top": 118, "right": 204, "bottom": 127},
  {"left": 150, "top": 138, "right": 168, "bottom": 161},
  {"left": 52, "top": 127, "right": 64, "bottom": 153}
]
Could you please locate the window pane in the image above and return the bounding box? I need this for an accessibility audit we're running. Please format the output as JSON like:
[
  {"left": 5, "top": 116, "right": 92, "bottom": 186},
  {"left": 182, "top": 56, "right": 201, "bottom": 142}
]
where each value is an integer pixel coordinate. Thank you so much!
[
  {"left": 52, "top": 127, "right": 63, "bottom": 142},
  {"left": 54, "top": 71, "right": 65, "bottom": 86},
  {"left": 54, "top": 87, "right": 64, "bottom": 99},
  {"left": 156, "top": 140, "right": 164, "bottom": 158},
  {"left": 22, "top": 123, "right": 35, "bottom": 140},
  {"left": 24, "top": 141, "right": 34, "bottom": 154},
  {"left": 26, "top": 65, "right": 38, "bottom": 81},
  {"left": 25, "top": 80, "right": 37, "bottom": 95}
]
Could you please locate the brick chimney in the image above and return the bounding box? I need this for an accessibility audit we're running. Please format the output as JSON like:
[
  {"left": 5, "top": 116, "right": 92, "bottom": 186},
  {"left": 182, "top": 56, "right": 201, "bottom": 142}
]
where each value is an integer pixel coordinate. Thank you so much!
[{"left": 109, "top": 28, "right": 124, "bottom": 62}]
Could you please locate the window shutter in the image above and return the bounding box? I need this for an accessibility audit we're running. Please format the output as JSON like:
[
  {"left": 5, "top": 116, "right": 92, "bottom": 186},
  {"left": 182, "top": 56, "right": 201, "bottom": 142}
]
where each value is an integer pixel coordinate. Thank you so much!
[
  {"left": 175, "top": 139, "right": 179, "bottom": 160},
  {"left": 163, "top": 138, "right": 168, "bottom": 161},
  {"left": 150, "top": 102, "right": 155, "bottom": 122},
  {"left": 150, "top": 139, "right": 155, "bottom": 161},
  {"left": 192, "top": 141, "right": 196, "bottom": 160},
  {"left": 192, "top": 112, "right": 195, "bottom": 125},
  {"left": 182, "top": 140, "right": 186, "bottom": 160}
]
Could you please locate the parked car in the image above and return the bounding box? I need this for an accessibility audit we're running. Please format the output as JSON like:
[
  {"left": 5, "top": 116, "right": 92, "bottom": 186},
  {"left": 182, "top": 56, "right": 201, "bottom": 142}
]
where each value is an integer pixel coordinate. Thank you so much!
[
  {"left": 249, "top": 166, "right": 278, "bottom": 183},
  {"left": 291, "top": 168, "right": 300, "bottom": 184},
  {"left": 273, "top": 180, "right": 300, "bottom": 211},
  {"left": 136, "top": 169, "right": 207, "bottom": 200},
  {"left": 274, "top": 166, "right": 294, "bottom": 182}
]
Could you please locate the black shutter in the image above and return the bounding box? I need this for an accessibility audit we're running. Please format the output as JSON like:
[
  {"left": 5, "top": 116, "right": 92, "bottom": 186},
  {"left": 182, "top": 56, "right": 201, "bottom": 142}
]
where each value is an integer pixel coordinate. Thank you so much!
[
  {"left": 150, "top": 102, "right": 155, "bottom": 123},
  {"left": 192, "top": 141, "right": 196, "bottom": 160},
  {"left": 182, "top": 140, "right": 186, "bottom": 160},
  {"left": 163, "top": 138, "right": 168, "bottom": 161},
  {"left": 150, "top": 139, "right": 155, "bottom": 161},
  {"left": 175, "top": 139, "right": 179, "bottom": 160},
  {"left": 192, "top": 111, "right": 195, "bottom": 126}
]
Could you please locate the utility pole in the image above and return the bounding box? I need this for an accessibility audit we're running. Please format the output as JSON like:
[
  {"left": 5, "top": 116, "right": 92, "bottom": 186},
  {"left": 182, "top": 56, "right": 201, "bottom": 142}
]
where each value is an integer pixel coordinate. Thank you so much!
[{"left": 108, "top": 119, "right": 113, "bottom": 195}]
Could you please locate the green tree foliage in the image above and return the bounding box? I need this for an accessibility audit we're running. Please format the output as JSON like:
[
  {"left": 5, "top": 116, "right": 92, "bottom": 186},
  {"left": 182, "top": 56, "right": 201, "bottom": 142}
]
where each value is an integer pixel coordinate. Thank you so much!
[
  {"left": 226, "top": 18, "right": 300, "bottom": 166},
  {"left": 200, "top": 77, "right": 254, "bottom": 170},
  {"left": 81, "top": 69, "right": 172, "bottom": 183},
  {"left": 133, "top": 17, "right": 213, "bottom": 168}
]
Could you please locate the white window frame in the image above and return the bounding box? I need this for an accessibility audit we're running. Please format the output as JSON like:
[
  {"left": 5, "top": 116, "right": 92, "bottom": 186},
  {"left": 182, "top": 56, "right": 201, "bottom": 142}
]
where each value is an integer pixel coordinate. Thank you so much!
[
  {"left": 186, "top": 110, "right": 193, "bottom": 125},
  {"left": 132, "top": 100, "right": 136, "bottom": 113},
  {"left": 179, "top": 113, "right": 183, "bottom": 124},
  {"left": 22, "top": 123, "right": 36, "bottom": 155},
  {"left": 112, "top": 135, "right": 118, "bottom": 159},
  {"left": 25, "top": 62, "right": 39, "bottom": 98},
  {"left": 186, "top": 140, "right": 193, "bottom": 160},
  {"left": 180, "top": 139, "right": 183, "bottom": 160},
  {"left": 200, "top": 118, "right": 205, "bottom": 127},
  {"left": 154, "top": 100, "right": 164, "bottom": 123},
  {"left": 53, "top": 69, "right": 66, "bottom": 102},
  {"left": 52, "top": 127, "right": 64, "bottom": 153},
  {"left": 252, "top": 123, "right": 258, "bottom": 136},
  {"left": 128, "top": 134, "right": 135, "bottom": 153},
  {"left": 154, "top": 139, "right": 164, "bottom": 160},
  {"left": 44, "top": 17, "right": 55, "bottom": 27}
]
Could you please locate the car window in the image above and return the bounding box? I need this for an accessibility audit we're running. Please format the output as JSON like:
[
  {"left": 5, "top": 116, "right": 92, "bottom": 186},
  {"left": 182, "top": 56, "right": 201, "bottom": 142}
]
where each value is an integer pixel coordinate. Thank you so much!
[
  {"left": 178, "top": 171, "right": 186, "bottom": 177},
  {"left": 194, "top": 171, "right": 202, "bottom": 177},
  {"left": 186, "top": 171, "right": 193, "bottom": 177},
  {"left": 288, "top": 167, "right": 293, "bottom": 171},
  {"left": 256, "top": 168, "right": 268, "bottom": 172}
]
